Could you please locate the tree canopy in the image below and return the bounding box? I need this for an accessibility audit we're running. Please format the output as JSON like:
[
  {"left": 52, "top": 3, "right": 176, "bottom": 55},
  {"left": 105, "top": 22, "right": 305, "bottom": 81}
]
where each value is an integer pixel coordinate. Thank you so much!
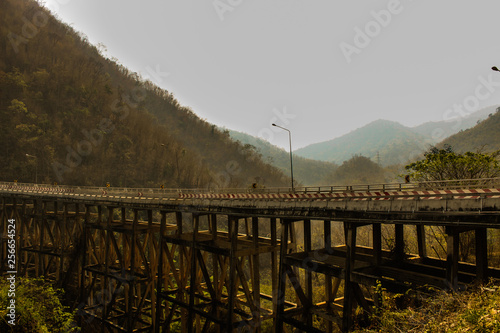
[
  {"left": 404, "top": 145, "right": 500, "bottom": 182},
  {"left": 0, "top": 277, "right": 78, "bottom": 332},
  {"left": 322, "top": 155, "right": 387, "bottom": 185}
]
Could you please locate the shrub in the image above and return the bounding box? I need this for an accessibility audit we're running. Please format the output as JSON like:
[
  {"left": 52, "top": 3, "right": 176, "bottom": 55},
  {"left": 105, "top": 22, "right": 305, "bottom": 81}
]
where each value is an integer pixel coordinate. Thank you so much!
[{"left": 0, "top": 277, "right": 79, "bottom": 332}]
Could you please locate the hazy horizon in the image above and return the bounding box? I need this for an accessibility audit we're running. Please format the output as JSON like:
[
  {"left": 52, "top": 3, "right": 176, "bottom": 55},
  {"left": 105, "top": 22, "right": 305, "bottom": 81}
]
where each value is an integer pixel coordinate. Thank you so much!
[{"left": 43, "top": 0, "right": 500, "bottom": 150}]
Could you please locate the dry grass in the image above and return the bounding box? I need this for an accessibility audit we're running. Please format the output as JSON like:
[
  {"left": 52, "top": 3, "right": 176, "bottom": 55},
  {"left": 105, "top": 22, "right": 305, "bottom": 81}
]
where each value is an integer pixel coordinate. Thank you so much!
[{"left": 353, "top": 280, "right": 500, "bottom": 333}]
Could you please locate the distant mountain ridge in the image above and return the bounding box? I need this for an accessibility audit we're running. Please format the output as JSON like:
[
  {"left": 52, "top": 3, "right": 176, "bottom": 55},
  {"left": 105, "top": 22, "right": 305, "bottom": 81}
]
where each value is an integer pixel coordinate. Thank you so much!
[
  {"left": 412, "top": 105, "right": 496, "bottom": 142},
  {"left": 293, "top": 106, "right": 497, "bottom": 166},
  {"left": 294, "top": 119, "right": 429, "bottom": 166},
  {"left": 228, "top": 130, "right": 337, "bottom": 186},
  {"left": 440, "top": 108, "right": 500, "bottom": 153}
]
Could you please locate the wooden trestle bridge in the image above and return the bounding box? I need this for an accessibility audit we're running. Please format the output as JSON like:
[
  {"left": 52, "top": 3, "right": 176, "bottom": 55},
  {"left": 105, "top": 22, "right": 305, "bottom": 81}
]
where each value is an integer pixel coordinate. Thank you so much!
[{"left": 2, "top": 179, "right": 500, "bottom": 332}]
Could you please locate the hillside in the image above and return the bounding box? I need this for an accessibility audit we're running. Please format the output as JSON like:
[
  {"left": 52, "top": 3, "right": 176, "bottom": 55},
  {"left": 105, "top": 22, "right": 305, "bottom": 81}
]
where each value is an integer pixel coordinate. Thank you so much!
[
  {"left": 293, "top": 106, "right": 496, "bottom": 167},
  {"left": 0, "top": 0, "right": 288, "bottom": 188},
  {"left": 439, "top": 108, "right": 500, "bottom": 153},
  {"left": 294, "top": 120, "right": 430, "bottom": 166},
  {"left": 411, "top": 105, "right": 495, "bottom": 141},
  {"left": 228, "top": 130, "right": 337, "bottom": 186}
]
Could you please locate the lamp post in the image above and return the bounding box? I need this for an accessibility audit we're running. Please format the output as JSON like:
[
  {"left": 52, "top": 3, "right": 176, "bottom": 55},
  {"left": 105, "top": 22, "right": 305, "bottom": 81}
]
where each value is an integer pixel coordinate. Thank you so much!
[
  {"left": 272, "top": 123, "right": 295, "bottom": 192},
  {"left": 25, "top": 153, "right": 37, "bottom": 184}
]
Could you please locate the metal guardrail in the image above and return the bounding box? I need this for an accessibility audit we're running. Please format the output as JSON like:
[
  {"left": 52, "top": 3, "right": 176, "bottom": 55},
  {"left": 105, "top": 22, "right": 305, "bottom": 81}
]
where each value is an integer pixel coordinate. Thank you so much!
[{"left": 1, "top": 178, "right": 500, "bottom": 198}]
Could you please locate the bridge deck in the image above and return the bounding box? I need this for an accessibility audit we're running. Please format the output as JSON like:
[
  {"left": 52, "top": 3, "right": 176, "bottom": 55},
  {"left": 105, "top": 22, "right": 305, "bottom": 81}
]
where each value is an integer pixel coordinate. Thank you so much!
[{"left": 2, "top": 181, "right": 500, "bottom": 332}]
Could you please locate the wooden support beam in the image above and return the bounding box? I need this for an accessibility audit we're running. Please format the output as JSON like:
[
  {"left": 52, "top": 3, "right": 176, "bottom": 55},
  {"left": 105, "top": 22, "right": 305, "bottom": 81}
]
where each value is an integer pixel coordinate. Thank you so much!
[
  {"left": 352, "top": 283, "right": 371, "bottom": 314},
  {"left": 373, "top": 223, "right": 382, "bottom": 266},
  {"left": 105, "top": 207, "right": 113, "bottom": 328},
  {"left": 304, "top": 219, "right": 313, "bottom": 326},
  {"left": 211, "top": 214, "right": 220, "bottom": 329},
  {"left": 446, "top": 227, "right": 459, "bottom": 290},
  {"left": 187, "top": 213, "right": 199, "bottom": 333},
  {"left": 80, "top": 205, "right": 90, "bottom": 304},
  {"left": 325, "top": 275, "right": 333, "bottom": 333},
  {"left": 227, "top": 216, "right": 239, "bottom": 332},
  {"left": 324, "top": 220, "right": 332, "bottom": 254},
  {"left": 126, "top": 209, "right": 139, "bottom": 331},
  {"left": 342, "top": 222, "right": 357, "bottom": 332},
  {"left": 38, "top": 200, "right": 44, "bottom": 276},
  {"left": 276, "top": 219, "right": 289, "bottom": 333},
  {"left": 197, "top": 250, "right": 216, "bottom": 299},
  {"left": 211, "top": 214, "right": 217, "bottom": 241},
  {"left": 324, "top": 220, "right": 334, "bottom": 333},
  {"left": 475, "top": 228, "right": 488, "bottom": 282},
  {"left": 285, "top": 264, "right": 312, "bottom": 309},
  {"left": 394, "top": 224, "right": 405, "bottom": 261},
  {"left": 270, "top": 217, "right": 278, "bottom": 330},
  {"left": 155, "top": 211, "right": 167, "bottom": 333},
  {"left": 416, "top": 225, "right": 427, "bottom": 258},
  {"left": 252, "top": 216, "right": 261, "bottom": 331}
]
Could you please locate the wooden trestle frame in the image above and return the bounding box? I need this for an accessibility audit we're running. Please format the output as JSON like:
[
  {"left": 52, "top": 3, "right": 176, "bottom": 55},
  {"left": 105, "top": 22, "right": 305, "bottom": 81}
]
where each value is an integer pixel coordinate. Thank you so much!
[
  {"left": 0, "top": 196, "right": 292, "bottom": 332},
  {"left": 2, "top": 194, "right": 500, "bottom": 332},
  {"left": 0, "top": 197, "right": 84, "bottom": 286},
  {"left": 275, "top": 219, "right": 500, "bottom": 332},
  {"left": 156, "top": 213, "right": 291, "bottom": 332}
]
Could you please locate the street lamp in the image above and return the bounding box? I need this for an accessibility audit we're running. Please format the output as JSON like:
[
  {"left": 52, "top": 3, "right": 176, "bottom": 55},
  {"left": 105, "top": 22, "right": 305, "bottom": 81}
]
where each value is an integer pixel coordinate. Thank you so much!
[
  {"left": 25, "top": 153, "right": 37, "bottom": 184},
  {"left": 272, "top": 123, "right": 294, "bottom": 191},
  {"left": 492, "top": 66, "right": 500, "bottom": 72}
]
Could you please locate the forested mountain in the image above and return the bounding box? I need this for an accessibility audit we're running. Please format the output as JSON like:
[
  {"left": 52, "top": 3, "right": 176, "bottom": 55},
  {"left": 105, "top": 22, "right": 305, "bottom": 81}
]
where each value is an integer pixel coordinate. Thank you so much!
[
  {"left": 294, "top": 106, "right": 496, "bottom": 167},
  {"left": 0, "top": 0, "right": 288, "bottom": 188},
  {"left": 411, "top": 105, "right": 495, "bottom": 141},
  {"left": 295, "top": 120, "right": 430, "bottom": 166},
  {"left": 228, "top": 130, "right": 337, "bottom": 186},
  {"left": 439, "top": 108, "right": 500, "bottom": 153}
]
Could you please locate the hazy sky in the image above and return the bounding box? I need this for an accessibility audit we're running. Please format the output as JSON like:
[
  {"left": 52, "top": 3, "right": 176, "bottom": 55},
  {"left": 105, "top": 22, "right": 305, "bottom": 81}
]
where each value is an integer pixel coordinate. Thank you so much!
[{"left": 43, "top": 0, "right": 500, "bottom": 150}]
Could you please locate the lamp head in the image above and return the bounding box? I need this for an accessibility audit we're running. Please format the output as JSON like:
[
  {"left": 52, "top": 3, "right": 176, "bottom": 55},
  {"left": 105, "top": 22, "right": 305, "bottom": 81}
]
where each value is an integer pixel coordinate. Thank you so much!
[{"left": 492, "top": 66, "right": 500, "bottom": 72}]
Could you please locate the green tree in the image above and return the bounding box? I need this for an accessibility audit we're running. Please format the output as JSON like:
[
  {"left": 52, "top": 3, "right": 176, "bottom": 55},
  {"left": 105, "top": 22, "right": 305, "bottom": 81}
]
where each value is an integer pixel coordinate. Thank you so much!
[
  {"left": 404, "top": 145, "right": 500, "bottom": 182},
  {"left": 323, "top": 155, "right": 386, "bottom": 185},
  {"left": 404, "top": 146, "right": 500, "bottom": 263},
  {"left": 0, "top": 277, "right": 78, "bottom": 332}
]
